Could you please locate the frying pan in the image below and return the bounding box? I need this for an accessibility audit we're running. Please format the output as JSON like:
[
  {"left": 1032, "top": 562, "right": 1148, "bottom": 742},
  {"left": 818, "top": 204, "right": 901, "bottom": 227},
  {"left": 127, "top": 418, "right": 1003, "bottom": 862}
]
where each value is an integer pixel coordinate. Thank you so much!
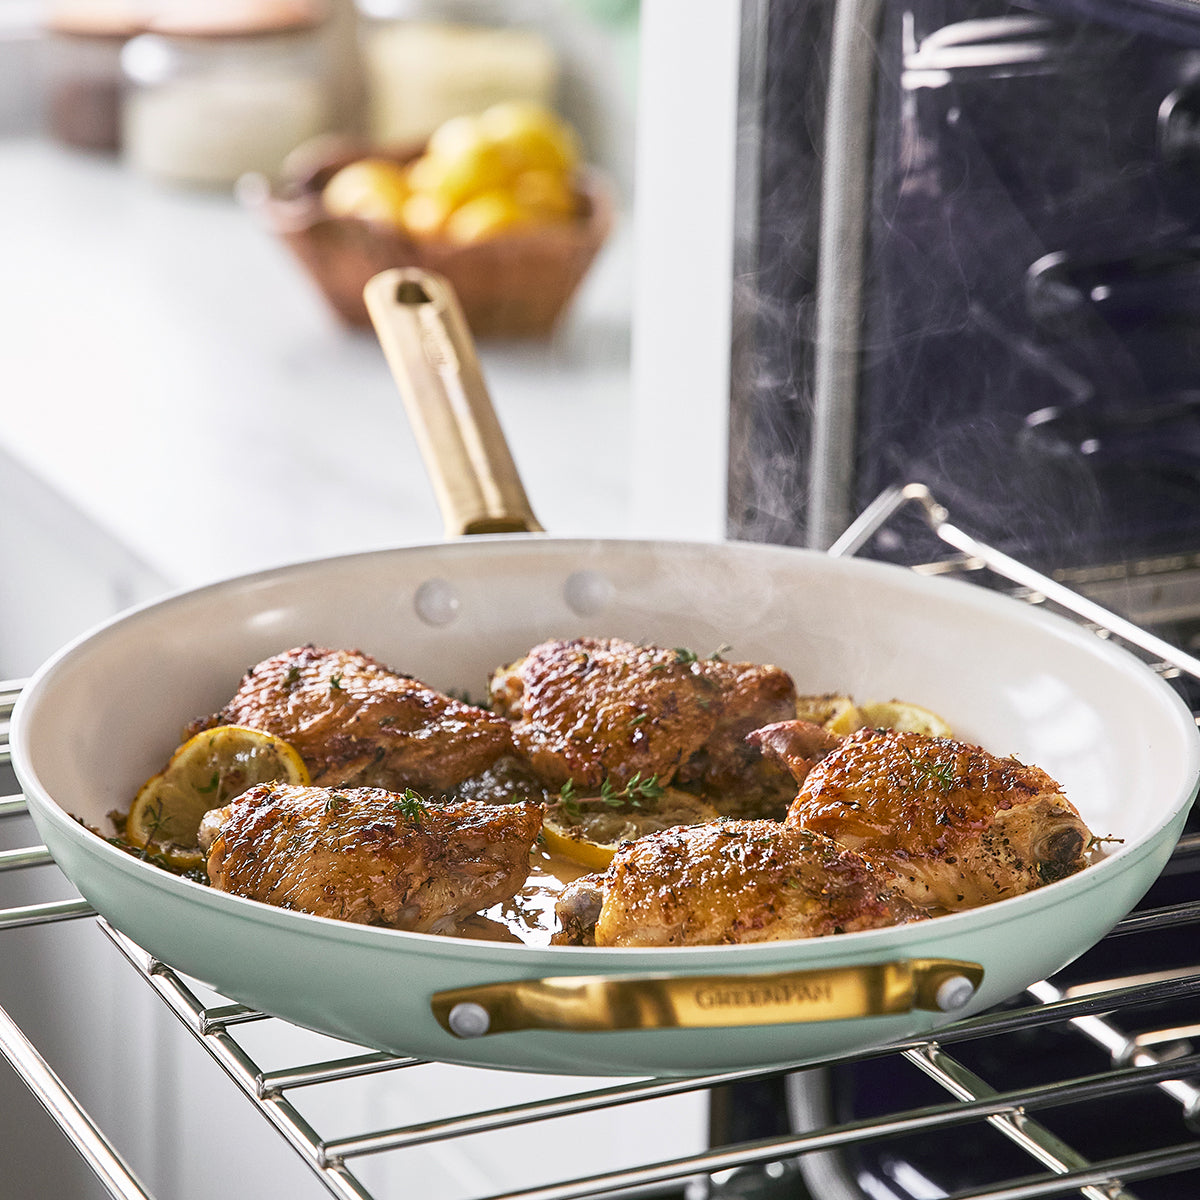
[{"left": 10, "top": 270, "right": 1200, "bottom": 1077}]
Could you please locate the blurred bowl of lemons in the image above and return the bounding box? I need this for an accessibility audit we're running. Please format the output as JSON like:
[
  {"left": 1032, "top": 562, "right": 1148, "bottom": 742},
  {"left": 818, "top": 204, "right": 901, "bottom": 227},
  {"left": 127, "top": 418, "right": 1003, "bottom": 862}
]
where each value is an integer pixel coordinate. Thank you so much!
[{"left": 251, "top": 101, "right": 613, "bottom": 338}]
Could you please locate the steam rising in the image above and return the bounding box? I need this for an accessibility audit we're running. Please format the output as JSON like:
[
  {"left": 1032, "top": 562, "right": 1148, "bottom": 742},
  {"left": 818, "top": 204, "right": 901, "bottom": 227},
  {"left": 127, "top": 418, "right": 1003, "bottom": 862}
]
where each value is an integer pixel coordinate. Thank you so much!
[{"left": 728, "top": 0, "right": 1200, "bottom": 570}]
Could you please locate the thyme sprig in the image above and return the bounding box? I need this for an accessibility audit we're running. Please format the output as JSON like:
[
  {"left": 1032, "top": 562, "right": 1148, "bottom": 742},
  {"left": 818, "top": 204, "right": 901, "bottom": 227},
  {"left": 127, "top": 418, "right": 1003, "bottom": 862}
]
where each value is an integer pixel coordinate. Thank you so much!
[
  {"left": 390, "top": 788, "right": 428, "bottom": 823},
  {"left": 647, "top": 644, "right": 731, "bottom": 672},
  {"left": 557, "top": 773, "right": 665, "bottom": 819},
  {"left": 902, "top": 746, "right": 956, "bottom": 791},
  {"left": 601, "top": 772, "right": 665, "bottom": 806},
  {"left": 135, "top": 797, "right": 170, "bottom": 857}
]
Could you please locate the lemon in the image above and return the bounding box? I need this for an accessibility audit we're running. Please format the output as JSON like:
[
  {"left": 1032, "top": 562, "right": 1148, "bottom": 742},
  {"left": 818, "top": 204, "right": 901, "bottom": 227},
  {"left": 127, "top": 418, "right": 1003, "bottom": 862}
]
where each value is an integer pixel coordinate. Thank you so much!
[
  {"left": 400, "top": 190, "right": 454, "bottom": 238},
  {"left": 444, "top": 189, "right": 532, "bottom": 244},
  {"left": 795, "top": 694, "right": 865, "bottom": 735},
  {"left": 126, "top": 725, "right": 309, "bottom": 870},
  {"left": 511, "top": 168, "right": 577, "bottom": 221},
  {"left": 859, "top": 700, "right": 953, "bottom": 737},
  {"left": 425, "top": 113, "right": 489, "bottom": 165},
  {"left": 479, "top": 100, "right": 580, "bottom": 175},
  {"left": 420, "top": 116, "right": 512, "bottom": 208},
  {"left": 404, "top": 153, "right": 443, "bottom": 194},
  {"left": 321, "top": 158, "right": 410, "bottom": 227},
  {"left": 541, "top": 788, "right": 719, "bottom": 872}
]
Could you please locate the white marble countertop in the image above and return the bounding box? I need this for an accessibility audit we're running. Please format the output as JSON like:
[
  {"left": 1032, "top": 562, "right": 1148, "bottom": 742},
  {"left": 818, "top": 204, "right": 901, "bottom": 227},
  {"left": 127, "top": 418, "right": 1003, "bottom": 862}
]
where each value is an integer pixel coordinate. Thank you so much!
[{"left": 1, "top": 137, "right": 634, "bottom": 593}]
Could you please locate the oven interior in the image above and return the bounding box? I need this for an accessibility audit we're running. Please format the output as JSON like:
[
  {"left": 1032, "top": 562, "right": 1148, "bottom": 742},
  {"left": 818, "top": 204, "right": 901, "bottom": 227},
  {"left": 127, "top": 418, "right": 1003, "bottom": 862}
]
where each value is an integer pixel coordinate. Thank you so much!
[{"left": 731, "top": 0, "right": 1200, "bottom": 570}]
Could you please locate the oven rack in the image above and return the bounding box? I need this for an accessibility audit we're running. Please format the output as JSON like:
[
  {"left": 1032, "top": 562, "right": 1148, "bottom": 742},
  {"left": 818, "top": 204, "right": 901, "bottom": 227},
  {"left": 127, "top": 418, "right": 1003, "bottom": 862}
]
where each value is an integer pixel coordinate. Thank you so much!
[{"left": 3, "top": 487, "right": 1200, "bottom": 1200}]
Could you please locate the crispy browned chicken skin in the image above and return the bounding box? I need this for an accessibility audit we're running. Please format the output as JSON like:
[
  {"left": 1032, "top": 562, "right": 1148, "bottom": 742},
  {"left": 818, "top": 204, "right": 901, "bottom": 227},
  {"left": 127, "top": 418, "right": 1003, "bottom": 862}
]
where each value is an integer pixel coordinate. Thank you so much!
[
  {"left": 783, "top": 727, "right": 1093, "bottom": 911},
  {"left": 558, "top": 819, "right": 924, "bottom": 947},
  {"left": 188, "top": 645, "right": 512, "bottom": 792},
  {"left": 204, "top": 783, "right": 542, "bottom": 932},
  {"left": 489, "top": 637, "right": 797, "bottom": 816}
]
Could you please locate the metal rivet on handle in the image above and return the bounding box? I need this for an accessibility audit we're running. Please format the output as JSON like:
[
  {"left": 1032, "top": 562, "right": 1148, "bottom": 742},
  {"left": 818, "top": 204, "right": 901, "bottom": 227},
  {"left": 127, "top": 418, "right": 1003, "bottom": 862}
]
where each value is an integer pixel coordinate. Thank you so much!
[
  {"left": 414, "top": 578, "right": 461, "bottom": 626},
  {"left": 563, "top": 570, "right": 615, "bottom": 617},
  {"left": 935, "top": 974, "right": 977, "bottom": 1012},
  {"left": 447, "top": 1002, "right": 491, "bottom": 1038}
]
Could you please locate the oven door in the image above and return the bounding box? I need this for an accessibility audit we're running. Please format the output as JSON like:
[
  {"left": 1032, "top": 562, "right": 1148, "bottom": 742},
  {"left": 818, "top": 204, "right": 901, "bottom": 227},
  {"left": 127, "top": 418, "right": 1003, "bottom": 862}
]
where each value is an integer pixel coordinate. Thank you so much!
[{"left": 632, "top": 0, "right": 1200, "bottom": 576}]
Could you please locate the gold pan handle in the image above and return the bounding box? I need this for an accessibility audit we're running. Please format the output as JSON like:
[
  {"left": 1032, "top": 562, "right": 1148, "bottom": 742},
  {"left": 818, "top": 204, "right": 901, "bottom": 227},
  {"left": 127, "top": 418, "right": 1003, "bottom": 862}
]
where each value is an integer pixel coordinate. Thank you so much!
[
  {"left": 364, "top": 267, "right": 544, "bottom": 538},
  {"left": 431, "top": 958, "right": 984, "bottom": 1039}
]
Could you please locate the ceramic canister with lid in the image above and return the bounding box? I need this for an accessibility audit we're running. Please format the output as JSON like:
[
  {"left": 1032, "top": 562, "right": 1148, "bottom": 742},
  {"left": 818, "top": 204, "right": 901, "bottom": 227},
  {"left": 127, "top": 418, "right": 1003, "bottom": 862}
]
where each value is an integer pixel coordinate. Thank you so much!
[
  {"left": 120, "top": 0, "right": 335, "bottom": 187},
  {"left": 356, "top": 0, "right": 560, "bottom": 147},
  {"left": 44, "top": 0, "right": 147, "bottom": 152}
]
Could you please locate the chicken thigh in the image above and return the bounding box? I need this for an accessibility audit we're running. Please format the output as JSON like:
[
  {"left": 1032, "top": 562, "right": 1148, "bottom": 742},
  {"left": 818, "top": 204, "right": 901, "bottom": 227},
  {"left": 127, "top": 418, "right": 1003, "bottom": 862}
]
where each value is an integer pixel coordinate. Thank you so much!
[
  {"left": 187, "top": 645, "right": 513, "bottom": 793},
  {"left": 489, "top": 637, "right": 797, "bottom": 816},
  {"left": 204, "top": 783, "right": 542, "bottom": 932},
  {"left": 783, "top": 727, "right": 1093, "bottom": 911},
  {"left": 557, "top": 819, "right": 924, "bottom": 947}
]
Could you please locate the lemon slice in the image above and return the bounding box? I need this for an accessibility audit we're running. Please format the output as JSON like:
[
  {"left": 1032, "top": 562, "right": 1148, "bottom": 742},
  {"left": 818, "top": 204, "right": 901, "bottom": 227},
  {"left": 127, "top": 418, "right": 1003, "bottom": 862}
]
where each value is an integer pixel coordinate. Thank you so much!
[
  {"left": 541, "top": 788, "right": 719, "bottom": 872},
  {"left": 126, "top": 725, "right": 309, "bottom": 870},
  {"left": 859, "top": 700, "right": 953, "bottom": 737},
  {"left": 795, "top": 694, "right": 865, "bottom": 735}
]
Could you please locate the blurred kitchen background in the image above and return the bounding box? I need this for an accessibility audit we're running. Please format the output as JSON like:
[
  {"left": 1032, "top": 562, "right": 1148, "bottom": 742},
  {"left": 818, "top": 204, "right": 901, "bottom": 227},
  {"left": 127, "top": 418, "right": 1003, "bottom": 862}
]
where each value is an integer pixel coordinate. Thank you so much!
[
  {"left": 0, "top": 0, "right": 649, "bottom": 683},
  {"left": 0, "top": 2, "right": 738, "bottom": 1196}
]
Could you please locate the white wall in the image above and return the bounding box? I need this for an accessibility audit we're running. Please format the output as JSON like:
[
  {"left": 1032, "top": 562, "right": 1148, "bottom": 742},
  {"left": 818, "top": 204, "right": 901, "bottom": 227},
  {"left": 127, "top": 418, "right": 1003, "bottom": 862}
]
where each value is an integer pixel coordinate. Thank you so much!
[{"left": 630, "top": 0, "right": 743, "bottom": 541}]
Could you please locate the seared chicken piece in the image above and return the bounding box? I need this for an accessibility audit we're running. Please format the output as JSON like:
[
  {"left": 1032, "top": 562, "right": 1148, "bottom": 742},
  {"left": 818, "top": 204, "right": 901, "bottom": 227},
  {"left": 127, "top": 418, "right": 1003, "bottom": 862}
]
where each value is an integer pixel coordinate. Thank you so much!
[
  {"left": 557, "top": 820, "right": 924, "bottom": 947},
  {"left": 746, "top": 719, "right": 843, "bottom": 789},
  {"left": 489, "top": 637, "right": 797, "bottom": 815},
  {"left": 784, "top": 728, "right": 1093, "bottom": 911},
  {"left": 187, "top": 645, "right": 512, "bottom": 793},
  {"left": 204, "top": 783, "right": 542, "bottom": 932},
  {"left": 553, "top": 873, "right": 605, "bottom": 946}
]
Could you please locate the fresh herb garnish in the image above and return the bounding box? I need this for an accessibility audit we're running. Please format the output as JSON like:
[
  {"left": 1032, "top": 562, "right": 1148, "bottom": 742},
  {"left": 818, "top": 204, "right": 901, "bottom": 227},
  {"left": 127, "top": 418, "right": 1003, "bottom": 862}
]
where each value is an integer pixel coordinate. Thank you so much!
[
  {"left": 556, "top": 773, "right": 664, "bottom": 817},
  {"left": 599, "top": 772, "right": 665, "bottom": 807},
  {"left": 903, "top": 747, "right": 955, "bottom": 791},
  {"left": 390, "top": 788, "right": 427, "bottom": 823},
  {"left": 136, "top": 798, "right": 169, "bottom": 856},
  {"left": 558, "top": 779, "right": 581, "bottom": 818},
  {"left": 329, "top": 673, "right": 343, "bottom": 690}
]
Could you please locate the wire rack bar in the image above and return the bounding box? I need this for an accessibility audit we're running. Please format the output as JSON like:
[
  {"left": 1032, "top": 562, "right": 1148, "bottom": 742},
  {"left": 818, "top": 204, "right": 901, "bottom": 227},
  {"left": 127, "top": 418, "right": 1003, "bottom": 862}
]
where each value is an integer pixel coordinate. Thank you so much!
[
  {"left": 101, "top": 929, "right": 379, "bottom": 1200},
  {"left": 829, "top": 483, "right": 1200, "bottom": 678},
  {"left": 0, "top": 845, "right": 55, "bottom": 870},
  {"left": 82, "top": 903, "right": 1200, "bottom": 1200},
  {"left": 903, "top": 1043, "right": 1132, "bottom": 1200},
  {"left": 0, "top": 794, "right": 29, "bottom": 818},
  {"left": 0, "top": 898, "right": 95, "bottom": 930},
  {"left": 0, "top": 1003, "right": 154, "bottom": 1200},
  {"left": 256, "top": 1051, "right": 422, "bottom": 1098}
]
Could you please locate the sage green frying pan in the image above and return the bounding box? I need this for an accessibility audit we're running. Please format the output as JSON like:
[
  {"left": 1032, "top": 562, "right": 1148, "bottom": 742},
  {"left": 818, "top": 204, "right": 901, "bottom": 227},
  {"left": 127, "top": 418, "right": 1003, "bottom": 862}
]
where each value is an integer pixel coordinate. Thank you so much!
[{"left": 10, "top": 272, "right": 1198, "bottom": 1076}]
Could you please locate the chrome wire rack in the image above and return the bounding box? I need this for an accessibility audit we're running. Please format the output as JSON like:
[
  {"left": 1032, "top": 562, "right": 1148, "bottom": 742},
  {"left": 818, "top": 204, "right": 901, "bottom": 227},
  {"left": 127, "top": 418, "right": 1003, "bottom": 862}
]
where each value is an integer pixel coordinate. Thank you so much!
[{"left": 4, "top": 486, "right": 1200, "bottom": 1200}]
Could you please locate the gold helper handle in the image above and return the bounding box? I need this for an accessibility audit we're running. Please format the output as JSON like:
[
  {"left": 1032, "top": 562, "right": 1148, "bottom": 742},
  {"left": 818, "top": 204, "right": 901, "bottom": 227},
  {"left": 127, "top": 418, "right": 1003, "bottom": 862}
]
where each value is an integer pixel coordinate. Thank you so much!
[
  {"left": 364, "top": 267, "right": 544, "bottom": 537},
  {"left": 431, "top": 958, "right": 984, "bottom": 1039}
]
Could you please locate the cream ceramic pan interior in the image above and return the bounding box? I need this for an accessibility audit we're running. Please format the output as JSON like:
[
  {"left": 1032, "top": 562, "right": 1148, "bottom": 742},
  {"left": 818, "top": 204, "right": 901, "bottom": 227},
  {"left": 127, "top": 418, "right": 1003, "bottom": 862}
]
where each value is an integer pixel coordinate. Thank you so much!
[{"left": 12, "top": 537, "right": 1200, "bottom": 1077}]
